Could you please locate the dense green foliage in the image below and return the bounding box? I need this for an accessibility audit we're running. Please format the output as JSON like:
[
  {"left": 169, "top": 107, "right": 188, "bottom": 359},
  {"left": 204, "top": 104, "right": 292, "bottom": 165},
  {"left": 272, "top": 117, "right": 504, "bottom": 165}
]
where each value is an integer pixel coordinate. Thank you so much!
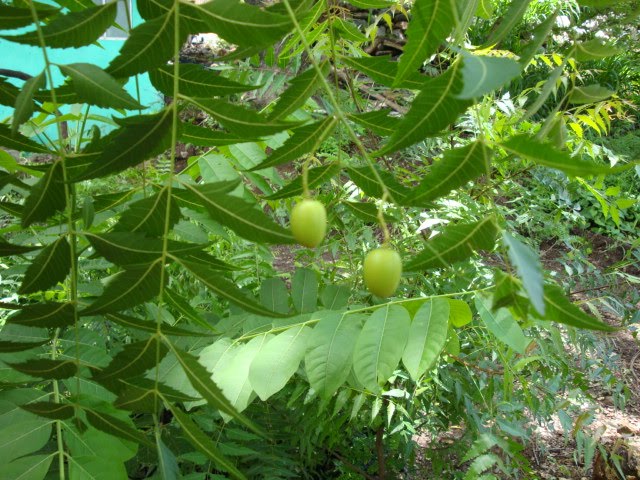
[{"left": 0, "top": 0, "right": 638, "bottom": 478}]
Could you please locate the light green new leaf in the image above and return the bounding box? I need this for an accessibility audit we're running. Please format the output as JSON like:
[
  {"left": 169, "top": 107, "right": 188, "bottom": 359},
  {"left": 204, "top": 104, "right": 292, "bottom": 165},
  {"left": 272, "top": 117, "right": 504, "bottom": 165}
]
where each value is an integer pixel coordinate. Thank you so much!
[
  {"left": 180, "top": 124, "right": 258, "bottom": 147},
  {"left": 1, "top": 454, "right": 53, "bottom": 480},
  {"left": 501, "top": 135, "right": 625, "bottom": 176},
  {"left": 1, "top": 2, "right": 116, "bottom": 48},
  {"left": 0, "top": 2, "right": 59, "bottom": 30},
  {"left": 376, "top": 63, "right": 472, "bottom": 155},
  {"left": 321, "top": 285, "right": 351, "bottom": 310},
  {"left": 249, "top": 117, "right": 337, "bottom": 171},
  {"left": 150, "top": 64, "right": 257, "bottom": 97},
  {"left": 348, "top": 109, "right": 401, "bottom": 136},
  {"left": 12, "top": 71, "right": 45, "bottom": 134},
  {"left": 8, "top": 359, "right": 77, "bottom": 379},
  {"left": 342, "top": 56, "right": 426, "bottom": 89},
  {"left": 0, "top": 124, "right": 52, "bottom": 154},
  {"left": 305, "top": 312, "right": 362, "bottom": 399},
  {"left": 291, "top": 268, "right": 318, "bottom": 314},
  {"left": 484, "top": 0, "right": 532, "bottom": 47},
  {"left": 402, "top": 299, "right": 450, "bottom": 380},
  {"left": 541, "top": 285, "right": 617, "bottom": 331},
  {"left": 94, "top": 335, "right": 167, "bottom": 382},
  {"left": 260, "top": 278, "right": 290, "bottom": 314},
  {"left": 574, "top": 39, "right": 622, "bottom": 61},
  {"left": 249, "top": 325, "right": 310, "bottom": 400},
  {"left": 81, "top": 261, "right": 165, "bottom": 316},
  {"left": 406, "top": 141, "right": 491, "bottom": 205},
  {"left": 448, "top": 299, "right": 472, "bottom": 328},
  {"left": 395, "top": 0, "right": 456, "bottom": 85},
  {"left": 19, "top": 237, "right": 71, "bottom": 294},
  {"left": 268, "top": 65, "right": 328, "bottom": 119},
  {"left": 21, "top": 160, "right": 66, "bottom": 227},
  {"left": 458, "top": 52, "right": 521, "bottom": 99},
  {"left": 405, "top": 217, "right": 498, "bottom": 271},
  {"left": 265, "top": 163, "right": 340, "bottom": 200},
  {"left": 68, "top": 455, "right": 128, "bottom": 480},
  {"left": 568, "top": 84, "right": 615, "bottom": 104},
  {"left": 165, "top": 404, "right": 246, "bottom": 479},
  {"left": 113, "top": 187, "right": 182, "bottom": 237},
  {"left": 353, "top": 305, "right": 410, "bottom": 392},
  {"left": 475, "top": 295, "right": 530, "bottom": 354},
  {"left": 57, "top": 63, "right": 144, "bottom": 110},
  {"left": 502, "top": 232, "right": 544, "bottom": 315},
  {"left": 7, "top": 302, "right": 75, "bottom": 328}
]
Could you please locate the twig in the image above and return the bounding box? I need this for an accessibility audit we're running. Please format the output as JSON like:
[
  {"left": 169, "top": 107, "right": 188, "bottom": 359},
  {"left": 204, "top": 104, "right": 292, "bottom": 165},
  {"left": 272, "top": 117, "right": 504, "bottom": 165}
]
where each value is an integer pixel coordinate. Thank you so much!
[
  {"left": 449, "top": 355, "right": 504, "bottom": 375},
  {"left": 331, "top": 452, "right": 376, "bottom": 480}
]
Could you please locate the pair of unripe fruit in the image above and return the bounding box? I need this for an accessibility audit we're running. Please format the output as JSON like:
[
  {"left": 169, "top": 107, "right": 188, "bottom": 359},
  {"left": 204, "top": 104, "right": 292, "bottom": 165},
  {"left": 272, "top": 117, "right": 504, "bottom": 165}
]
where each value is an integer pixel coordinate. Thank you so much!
[{"left": 290, "top": 199, "right": 402, "bottom": 298}]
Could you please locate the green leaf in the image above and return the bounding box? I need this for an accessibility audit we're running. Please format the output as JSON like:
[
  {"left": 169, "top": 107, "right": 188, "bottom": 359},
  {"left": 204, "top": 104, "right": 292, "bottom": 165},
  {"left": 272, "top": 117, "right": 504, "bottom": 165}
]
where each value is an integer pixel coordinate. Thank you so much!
[
  {"left": 107, "top": 12, "right": 188, "bottom": 78},
  {"left": 568, "top": 84, "right": 615, "bottom": 104},
  {"left": 405, "top": 141, "right": 490, "bottom": 205},
  {"left": 156, "top": 436, "right": 180, "bottom": 480},
  {"left": 0, "top": 2, "right": 59, "bottom": 30},
  {"left": 7, "top": 302, "right": 75, "bottom": 328},
  {"left": 574, "top": 39, "right": 622, "bottom": 61},
  {"left": 105, "top": 312, "right": 214, "bottom": 337},
  {"left": 305, "top": 312, "right": 363, "bottom": 399},
  {"left": 19, "top": 237, "right": 71, "bottom": 294},
  {"left": 541, "top": 285, "right": 617, "bottom": 331},
  {"left": 405, "top": 217, "right": 498, "bottom": 271},
  {"left": 164, "top": 287, "right": 218, "bottom": 331},
  {"left": 321, "top": 285, "right": 351, "bottom": 310},
  {"left": 0, "top": 77, "right": 21, "bottom": 108},
  {"left": 84, "top": 409, "right": 153, "bottom": 447},
  {"left": 183, "top": 97, "right": 298, "bottom": 137},
  {"left": 265, "top": 163, "right": 340, "bottom": 200},
  {"left": 72, "top": 109, "right": 174, "bottom": 181},
  {"left": 353, "top": 305, "right": 410, "bottom": 392},
  {"left": 484, "top": 0, "right": 532, "bottom": 47},
  {"left": 0, "top": 240, "right": 40, "bottom": 257},
  {"left": 345, "top": 0, "right": 393, "bottom": 8},
  {"left": 475, "top": 295, "right": 530, "bottom": 354},
  {"left": 20, "top": 402, "right": 74, "bottom": 420},
  {"left": 249, "top": 117, "right": 337, "bottom": 171},
  {"left": 346, "top": 165, "right": 411, "bottom": 202},
  {"left": 0, "top": 420, "right": 52, "bottom": 465},
  {"left": 21, "top": 160, "right": 66, "bottom": 227},
  {"left": 458, "top": 52, "right": 521, "bottom": 99},
  {"left": 94, "top": 336, "right": 167, "bottom": 382},
  {"left": 177, "top": 259, "right": 286, "bottom": 317},
  {"left": 7, "top": 359, "right": 77, "bottom": 379},
  {"left": 0, "top": 124, "right": 52, "bottom": 154},
  {"left": 394, "top": 0, "right": 456, "bottom": 85},
  {"left": 259, "top": 278, "right": 290, "bottom": 314},
  {"left": 2, "top": 2, "right": 116, "bottom": 48},
  {"left": 343, "top": 201, "right": 396, "bottom": 224},
  {"left": 57, "top": 63, "right": 144, "bottom": 110},
  {"left": 180, "top": 124, "right": 259, "bottom": 147},
  {"left": 81, "top": 262, "right": 165, "bottom": 316},
  {"left": 0, "top": 340, "right": 49, "bottom": 353},
  {"left": 519, "top": 12, "right": 557, "bottom": 67},
  {"left": 342, "top": 56, "right": 426, "bottom": 89},
  {"left": 249, "top": 325, "right": 310, "bottom": 400},
  {"left": 501, "top": 134, "right": 624, "bottom": 176},
  {"left": 268, "top": 65, "right": 328, "bottom": 119},
  {"left": 178, "top": 183, "right": 294, "bottom": 244},
  {"left": 12, "top": 71, "right": 45, "bottom": 133},
  {"left": 114, "top": 378, "right": 198, "bottom": 412},
  {"left": 150, "top": 64, "right": 257, "bottom": 97},
  {"left": 68, "top": 455, "right": 128, "bottom": 480},
  {"left": 502, "top": 232, "right": 544, "bottom": 315},
  {"left": 376, "top": 63, "right": 472, "bottom": 155},
  {"left": 448, "top": 299, "right": 472, "bottom": 328},
  {"left": 291, "top": 268, "right": 318, "bottom": 314},
  {"left": 113, "top": 187, "right": 182, "bottom": 237},
  {"left": 402, "top": 299, "right": 450, "bottom": 380},
  {"left": 165, "top": 403, "right": 246, "bottom": 480},
  {"left": 1, "top": 454, "right": 54, "bottom": 480},
  {"left": 348, "top": 109, "right": 401, "bottom": 137}
]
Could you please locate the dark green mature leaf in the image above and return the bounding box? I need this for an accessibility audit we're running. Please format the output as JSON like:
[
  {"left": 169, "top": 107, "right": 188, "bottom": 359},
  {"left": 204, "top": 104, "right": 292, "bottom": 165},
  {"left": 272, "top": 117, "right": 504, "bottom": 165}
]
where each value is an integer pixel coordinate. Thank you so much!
[
  {"left": 305, "top": 312, "right": 363, "bottom": 399},
  {"left": 57, "top": 63, "right": 144, "bottom": 110},
  {"left": 180, "top": 124, "right": 259, "bottom": 147},
  {"left": 541, "top": 285, "right": 617, "bottom": 331},
  {"left": 7, "top": 302, "right": 75, "bottom": 328},
  {"left": 107, "top": 12, "right": 189, "bottom": 78},
  {"left": 85, "top": 409, "right": 153, "bottom": 447},
  {"left": 81, "top": 262, "right": 165, "bottom": 316},
  {"left": 0, "top": 171, "right": 32, "bottom": 191},
  {"left": 178, "top": 183, "right": 294, "bottom": 244},
  {"left": 0, "top": 340, "right": 49, "bottom": 353},
  {"left": 21, "top": 402, "right": 74, "bottom": 420},
  {"left": 19, "top": 237, "right": 71, "bottom": 294},
  {"left": 265, "top": 163, "right": 340, "bottom": 200},
  {"left": 249, "top": 117, "right": 337, "bottom": 171},
  {"left": 502, "top": 232, "right": 544, "bottom": 315},
  {"left": 501, "top": 135, "right": 625, "bottom": 176},
  {"left": 394, "top": 0, "right": 456, "bottom": 85},
  {"left": 405, "top": 217, "right": 498, "bottom": 271},
  {"left": 2, "top": 2, "right": 116, "bottom": 48},
  {"left": 184, "top": 0, "right": 292, "bottom": 48},
  {"left": 184, "top": 97, "right": 298, "bottom": 137},
  {"left": 136, "top": 0, "right": 173, "bottom": 20},
  {"left": 344, "top": 201, "right": 397, "bottom": 224},
  {"left": 0, "top": 240, "right": 40, "bottom": 257},
  {"left": 0, "top": 2, "right": 59, "bottom": 30},
  {"left": 342, "top": 56, "right": 426, "bottom": 89},
  {"left": 73, "top": 109, "right": 174, "bottom": 181},
  {"left": 268, "top": 65, "right": 328, "bottom": 120},
  {"left": 346, "top": 165, "right": 411, "bottom": 202},
  {"left": 0, "top": 200, "right": 23, "bottom": 216},
  {"left": 113, "top": 187, "right": 181, "bottom": 237},
  {"left": 150, "top": 64, "right": 256, "bottom": 97},
  {"left": 376, "top": 62, "right": 472, "bottom": 155},
  {"left": 172, "top": 180, "right": 240, "bottom": 210},
  {"left": 568, "top": 84, "right": 614, "bottom": 104},
  {"left": 170, "top": 250, "right": 238, "bottom": 271},
  {"left": 476, "top": 295, "right": 530, "bottom": 354},
  {"left": 348, "top": 109, "right": 401, "bottom": 137},
  {"left": 106, "top": 312, "right": 215, "bottom": 337},
  {"left": 165, "top": 403, "right": 246, "bottom": 479},
  {"left": 0, "top": 124, "right": 51, "bottom": 154},
  {"left": 402, "top": 299, "right": 450, "bottom": 380},
  {"left": 0, "top": 77, "right": 21, "bottom": 108},
  {"left": 164, "top": 287, "right": 218, "bottom": 331},
  {"left": 405, "top": 141, "right": 491, "bottom": 205},
  {"left": 177, "top": 259, "right": 287, "bottom": 317},
  {"left": 21, "top": 160, "right": 66, "bottom": 227},
  {"left": 94, "top": 336, "right": 167, "bottom": 381},
  {"left": 8, "top": 359, "right": 77, "bottom": 379},
  {"left": 484, "top": 0, "right": 532, "bottom": 47},
  {"left": 458, "top": 52, "right": 521, "bottom": 99},
  {"left": 12, "top": 71, "right": 45, "bottom": 133},
  {"left": 156, "top": 436, "right": 180, "bottom": 480}
]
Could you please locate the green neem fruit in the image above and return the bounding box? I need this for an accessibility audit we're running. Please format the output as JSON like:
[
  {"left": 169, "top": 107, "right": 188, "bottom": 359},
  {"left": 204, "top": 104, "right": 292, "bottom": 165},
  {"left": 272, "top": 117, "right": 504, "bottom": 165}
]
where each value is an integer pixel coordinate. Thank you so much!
[
  {"left": 290, "top": 199, "right": 327, "bottom": 248},
  {"left": 363, "top": 248, "right": 402, "bottom": 298}
]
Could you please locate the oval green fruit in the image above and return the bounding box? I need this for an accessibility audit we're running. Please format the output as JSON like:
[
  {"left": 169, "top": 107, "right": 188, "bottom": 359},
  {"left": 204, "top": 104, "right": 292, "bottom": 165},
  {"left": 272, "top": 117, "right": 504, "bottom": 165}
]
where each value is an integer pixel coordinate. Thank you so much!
[
  {"left": 290, "top": 199, "right": 327, "bottom": 248},
  {"left": 363, "top": 248, "right": 402, "bottom": 298}
]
